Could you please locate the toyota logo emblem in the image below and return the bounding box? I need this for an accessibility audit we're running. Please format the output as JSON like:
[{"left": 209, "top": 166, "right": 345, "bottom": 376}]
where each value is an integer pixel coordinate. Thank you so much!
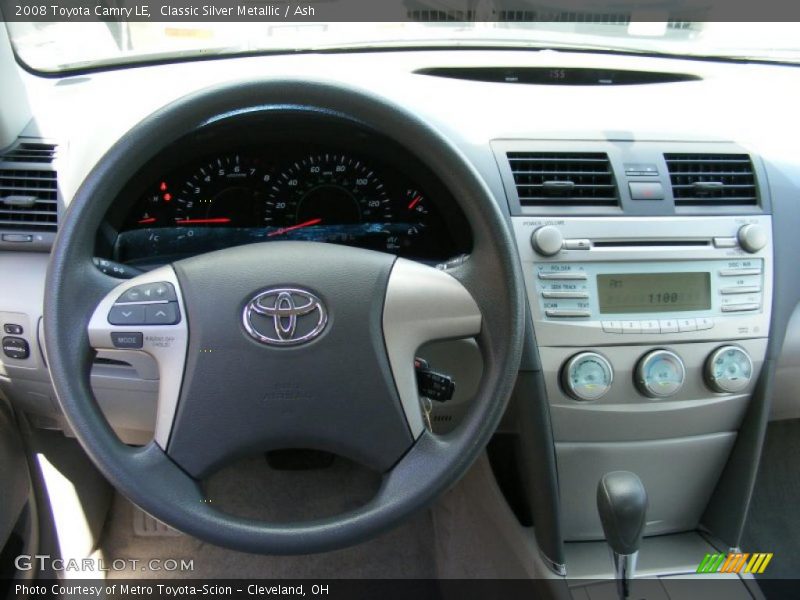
[{"left": 243, "top": 288, "right": 328, "bottom": 346}]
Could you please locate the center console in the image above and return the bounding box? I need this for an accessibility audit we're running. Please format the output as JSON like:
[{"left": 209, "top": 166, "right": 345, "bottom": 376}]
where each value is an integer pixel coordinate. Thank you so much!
[{"left": 495, "top": 139, "right": 773, "bottom": 557}]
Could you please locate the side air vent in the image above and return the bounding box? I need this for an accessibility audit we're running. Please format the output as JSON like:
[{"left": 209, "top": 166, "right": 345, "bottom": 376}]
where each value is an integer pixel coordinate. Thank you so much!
[
  {"left": 665, "top": 153, "right": 758, "bottom": 206},
  {"left": 508, "top": 152, "right": 618, "bottom": 207},
  {"left": 0, "top": 140, "right": 59, "bottom": 237}
]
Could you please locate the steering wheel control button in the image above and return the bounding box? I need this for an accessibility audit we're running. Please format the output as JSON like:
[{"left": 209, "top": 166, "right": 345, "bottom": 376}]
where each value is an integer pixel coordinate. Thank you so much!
[
  {"left": 635, "top": 349, "right": 686, "bottom": 398},
  {"left": 110, "top": 332, "right": 144, "bottom": 349},
  {"left": 108, "top": 305, "right": 146, "bottom": 325},
  {"left": 117, "top": 282, "right": 177, "bottom": 304},
  {"left": 145, "top": 303, "right": 181, "bottom": 325},
  {"left": 562, "top": 352, "right": 614, "bottom": 402},
  {"left": 3, "top": 323, "right": 23, "bottom": 335},
  {"left": 2, "top": 336, "right": 30, "bottom": 359},
  {"left": 705, "top": 345, "right": 754, "bottom": 393}
]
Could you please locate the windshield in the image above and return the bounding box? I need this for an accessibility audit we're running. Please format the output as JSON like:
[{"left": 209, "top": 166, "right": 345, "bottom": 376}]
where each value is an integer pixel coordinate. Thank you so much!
[{"left": 6, "top": 17, "right": 800, "bottom": 73}]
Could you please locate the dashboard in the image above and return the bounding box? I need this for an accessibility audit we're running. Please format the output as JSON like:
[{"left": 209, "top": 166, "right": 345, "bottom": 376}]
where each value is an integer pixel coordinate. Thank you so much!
[{"left": 100, "top": 121, "right": 470, "bottom": 268}]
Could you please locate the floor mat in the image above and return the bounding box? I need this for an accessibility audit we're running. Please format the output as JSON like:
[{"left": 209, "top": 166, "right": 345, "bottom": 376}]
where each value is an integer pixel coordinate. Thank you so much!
[
  {"left": 98, "top": 456, "right": 436, "bottom": 579},
  {"left": 742, "top": 418, "right": 800, "bottom": 596}
]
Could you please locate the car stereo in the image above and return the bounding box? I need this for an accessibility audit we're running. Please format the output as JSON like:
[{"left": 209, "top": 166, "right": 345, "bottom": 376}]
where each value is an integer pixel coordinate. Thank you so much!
[{"left": 512, "top": 215, "right": 772, "bottom": 347}]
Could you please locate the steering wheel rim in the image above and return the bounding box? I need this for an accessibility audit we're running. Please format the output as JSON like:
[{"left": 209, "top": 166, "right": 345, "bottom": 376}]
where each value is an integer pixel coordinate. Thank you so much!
[{"left": 44, "top": 79, "right": 526, "bottom": 554}]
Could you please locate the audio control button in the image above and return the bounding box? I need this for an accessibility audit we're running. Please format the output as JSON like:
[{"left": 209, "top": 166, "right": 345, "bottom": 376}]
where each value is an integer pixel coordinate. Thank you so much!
[
  {"left": 696, "top": 317, "right": 715, "bottom": 330},
  {"left": 713, "top": 237, "right": 738, "bottom": 249},
  {"left": 640, "top": 320, "right": 660, "bottom": 333},
  {"left": 563, "top": 239, "right": 591, "bottom": 250},
  {"left": 721, "top": 303, "right": 760, "bottom": 312},
  {"left": 538, "top": 272, "right": 587, "bottom": 281},
  {"left": 678, "top": 318, "right": 698, "bottom": 332},
  {"left": 621, "top": 320, "right": 641, "bottom": 334},
  {"left": 542, "top": 291, "right": 589, "bottom": 300},
  {"left": 720, "top": 285, "right": 762, "bottom": 295},
  {"left": 602, "top": 321, "right": 622, "bottom": 333},
  {"left": 719, "top": 268, "right": 762, "bottom": 277},
  {"left": 659, "top": 319, "right": 678, "bottom": 333},
  {"left": 545, "top": 309, "right": 591, "bottom": 318}
]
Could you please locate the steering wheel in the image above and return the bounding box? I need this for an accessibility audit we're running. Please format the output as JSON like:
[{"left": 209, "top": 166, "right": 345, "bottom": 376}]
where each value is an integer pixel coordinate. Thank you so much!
[{"left": 44, "top": 80, "right": 525, "bottom": 554}]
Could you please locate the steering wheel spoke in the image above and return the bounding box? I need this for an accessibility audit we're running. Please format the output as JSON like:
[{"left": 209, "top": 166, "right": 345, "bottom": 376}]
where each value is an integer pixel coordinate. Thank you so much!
[
  {"left": 383, "top": 258, "right": 482, "bottom": 438},
  {"left": 87, "top": 265, "right": 189, "bottom": 448}
]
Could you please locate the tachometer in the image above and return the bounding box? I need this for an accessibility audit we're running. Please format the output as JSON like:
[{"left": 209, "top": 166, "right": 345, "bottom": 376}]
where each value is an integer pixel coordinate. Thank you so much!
[
  {"left": 265, "top": 153, "right": 392, "bottom": 244},
  {"left": 172, "top": 154, "right": 268, "bottom": 226}
]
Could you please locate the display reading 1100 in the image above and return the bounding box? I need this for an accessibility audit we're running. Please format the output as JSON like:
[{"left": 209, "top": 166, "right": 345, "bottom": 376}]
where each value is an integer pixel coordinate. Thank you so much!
[{"left": 597, "top": 272, "right": 711, "bottom": 314}]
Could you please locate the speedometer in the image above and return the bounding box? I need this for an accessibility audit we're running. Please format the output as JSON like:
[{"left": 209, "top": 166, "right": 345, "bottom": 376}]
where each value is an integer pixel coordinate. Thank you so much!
[{"left": 266, "top": 153, "right": 394, "bottom": 245}]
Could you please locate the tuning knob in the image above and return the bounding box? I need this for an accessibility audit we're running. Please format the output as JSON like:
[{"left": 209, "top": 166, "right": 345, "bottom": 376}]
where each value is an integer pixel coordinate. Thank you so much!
[
  {"left": 737, "top": 224, "right": 768, "bottom": 253},
  {"left": 531, "top": 226, "right": 564, "bottom": 256}
]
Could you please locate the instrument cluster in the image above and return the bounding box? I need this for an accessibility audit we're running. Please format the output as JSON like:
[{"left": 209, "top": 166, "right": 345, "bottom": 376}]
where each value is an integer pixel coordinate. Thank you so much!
[{"left": 112, "top": 145, "right": 468, "bottom": 266}]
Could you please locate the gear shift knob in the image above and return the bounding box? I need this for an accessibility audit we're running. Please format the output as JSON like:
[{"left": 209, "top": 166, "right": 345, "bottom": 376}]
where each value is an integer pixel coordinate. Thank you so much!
[{"left": 597, "top": 471, "right": 648, "bottom": 599}]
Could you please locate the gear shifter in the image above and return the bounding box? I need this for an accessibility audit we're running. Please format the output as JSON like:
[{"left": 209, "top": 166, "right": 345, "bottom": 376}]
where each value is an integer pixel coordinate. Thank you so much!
[{"left": 596, "top": 471, "right": 648, "bottom": 600}]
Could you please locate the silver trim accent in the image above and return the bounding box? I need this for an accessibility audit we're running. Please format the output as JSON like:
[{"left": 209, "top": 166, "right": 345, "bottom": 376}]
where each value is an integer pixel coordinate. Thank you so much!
[
  {"left": 611, "top": 550, "right": 638, "bottom": 600},
  {"left": 383, "top": 259, "right": 481, "bottom": 437},
  {"left": 635, "top": 349, "right": 686, "bottom": 398},
  {"left": 87, "top": 265, "right": 188, "bottom": 448},
  {"left": 538, "top": 547, "right": 567, "bottom": 577},
  {"left": 705, "top": 345, "right": 753, "bottom": 394},
  {"left": 242, "top": 287, "right": 327, "bottom": 346}
]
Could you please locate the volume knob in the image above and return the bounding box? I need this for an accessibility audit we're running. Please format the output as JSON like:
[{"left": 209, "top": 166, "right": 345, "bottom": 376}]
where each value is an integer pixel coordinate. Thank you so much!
[
  {"left": 531, "top": 226, "right": 564, "bottom": 256},
  {"left": 737, "top": 224, "right": 768, "bottom": 253}
]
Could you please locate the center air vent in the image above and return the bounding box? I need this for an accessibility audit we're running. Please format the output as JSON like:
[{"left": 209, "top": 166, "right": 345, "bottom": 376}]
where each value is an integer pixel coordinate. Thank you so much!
[
  {"left": 665, "top": 153, "right": 758, "bottom": 207},
  {"left": 507, "top": 152, "right": 618, "bottom": 207},
  {"left": 0, "top": 140, "right": 59, "bottom": 233}
]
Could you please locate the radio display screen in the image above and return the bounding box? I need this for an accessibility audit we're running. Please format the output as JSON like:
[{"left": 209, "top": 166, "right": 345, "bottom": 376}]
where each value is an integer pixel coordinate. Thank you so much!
[{"left": 597, "top": 272, "right": 711, "bottom": 314}]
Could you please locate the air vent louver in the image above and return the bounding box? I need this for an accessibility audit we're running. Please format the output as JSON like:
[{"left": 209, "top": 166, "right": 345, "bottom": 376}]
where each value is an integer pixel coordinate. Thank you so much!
[
  {"left": 508, "top": 152, "right": 618, "bottom": 207},
  {"left": 665, "top": 153, "right": 758, "bottom": 207},
  {"left": 0, "top": 141, "right": 58, "bottom": 232}
]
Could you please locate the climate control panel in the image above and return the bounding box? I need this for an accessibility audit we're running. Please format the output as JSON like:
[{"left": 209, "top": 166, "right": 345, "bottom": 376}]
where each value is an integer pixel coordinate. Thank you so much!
[{"left": 559, "top": 344, "right": 757, "bottom": 403}]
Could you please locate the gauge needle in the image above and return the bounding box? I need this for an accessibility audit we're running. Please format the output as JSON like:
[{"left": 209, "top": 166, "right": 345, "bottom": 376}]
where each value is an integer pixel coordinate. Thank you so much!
[
  {"left": 138, "top": 217, "right": 157, "bottom": 224},
  {"left": 174, "top": 217, "right": 232, "bottom": 225},
  {"left": 408, "top": 195, "right": 422, "bottom": 210},
  {"left": 268, "top": 218, "right": 322, "bottom": 237}
]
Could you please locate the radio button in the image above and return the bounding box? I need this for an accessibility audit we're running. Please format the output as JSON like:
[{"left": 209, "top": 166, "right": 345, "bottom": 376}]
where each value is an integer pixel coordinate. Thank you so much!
[
  {"left": 602, "top": 321, "right": 623, "bottom": 333},
  {"left": 721, "top": 303, "right": 760, "bottom": 313},
  {"left": 545, "top": 309, "right": 591, "bottom": 318},
  {"left": 538, "top": 272, "right": 588, "bottom": 281},
  {"left": 621, "top": 320, "right": 642, "bottom": 334},
  {"left": 696, "top": 317, "right": 715, "bottom": 330},
  {"left": 678, "top": 318, "right": 698, "bottom": 332},
  {"left": 720, "top": 285, "right": 762, "bottom": 295},
  {"left": 719, "top": 268, "right": 762, "bottom": 277},
  {"left": 659, "top": 319, "right": 679, "bottom": 333},
  {"left": 542, "top": 291, "right": 589, "bottom": 300},
  {"left": 640, "top": 320, "right": 660, "bottom": 333}
]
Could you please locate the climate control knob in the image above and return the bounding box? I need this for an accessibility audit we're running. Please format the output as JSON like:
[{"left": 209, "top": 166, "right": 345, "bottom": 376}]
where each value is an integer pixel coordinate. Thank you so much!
[
  {"left": 705, "top": 345, "right": 753, "bottom": 393},
  {"left": 561, "top": 352, "right": 614, "bottom": 402},
  {"left": 531, "top": 226, "right": 564, "bottom": 256},
  {"left": 635, "top": 349, "right": 685, "bottom": 398},
  {"left": 737, "top": 224, "right": 768, "bottom": 253}
]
